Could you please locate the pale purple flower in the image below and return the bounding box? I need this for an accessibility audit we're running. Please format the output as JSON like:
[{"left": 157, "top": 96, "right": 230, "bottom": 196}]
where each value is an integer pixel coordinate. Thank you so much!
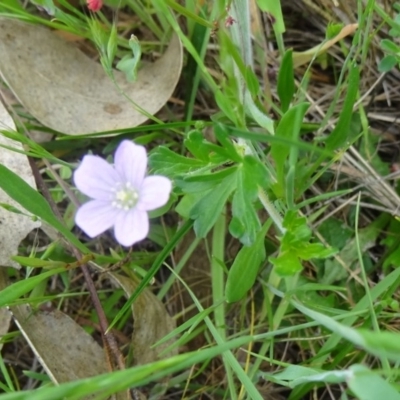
[{"left": 73, "top": 140, "right": 172, "bottom": 247}]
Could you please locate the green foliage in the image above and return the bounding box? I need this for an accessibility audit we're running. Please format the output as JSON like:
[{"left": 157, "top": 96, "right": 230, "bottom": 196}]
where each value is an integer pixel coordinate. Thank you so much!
[
  {"left": 380, "top": 38, "right": 400, "bottom": 53},
  {"left": 381, "top": 218, "right": 400, "bottom": 271},
  {"left": 190, "top": 171, "right": 236, "bottom": 237},
  {"left": 149, "top": 145, "right": 207, "bottom": 176},
  {"left": 0, "top": 269, "right": 64, "bottom": 307},
  {"left": 30, "top": 0, "right": 56, "bottom": 15},
  {"left": 378, "top": 16, "right": 400, "bottom": 71},
  {"left": 378, "top": 37, "right": 400, "bottom": 72},
  {"left": 326, "top": 22, "right": 344, "bottom": 39},
  {"left": 229, "top": 156, "right": 267, "bottom": 245},
  {"left": 270, "top": 211, "right": 336, "bottom": 276},
  {"left": 150, "top": 125, "right": 267, "bottom": 245},
  {"left": 325, "top": 63, "right": 360, "bottom": 151},
  {"left": 215, "top": 90, "right": 240, "bottom": 125},
  {"left": 116, "top": 34, "right": 142, "bottom": 82},
  {"left": 256, "top": 0, "right": 285, "bottom": 33},
  {"left": 0, "top": 0, "right": 23, "bottom": 10},
  {"left": 88, "top": 19, "right": 114, "bottom": 74},
  {"left": 105, "top": 23, "right": 118, "bottom": 71},
  {"left": 225, "top": 222, "right": 270, "bottom": 302},
  {"left": 277, "top": 49, "right": 295, "bottom": 113},
  {"left": 347, "top": 364, "right": 400, "bottom": 400},
  {"left": 244, "top": 65, "right": 260, "bottom": 97},
  {"left": 320, "top": 215, "right": 386, "bottom": 284},
  {"left": 262, "top": 364, "right": 400, "bottom": 399},
  {"left": 270, "top": 102, "right": 310, "bottom": 198},
  {"left": 379, "top": 54, "right": 398, "bottom": 72}
]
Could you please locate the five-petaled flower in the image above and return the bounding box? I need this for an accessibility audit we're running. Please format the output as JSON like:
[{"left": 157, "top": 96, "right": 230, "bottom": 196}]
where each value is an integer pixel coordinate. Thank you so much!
[{"left": 73, "top": 140, "right": 172, "bottom": 247}]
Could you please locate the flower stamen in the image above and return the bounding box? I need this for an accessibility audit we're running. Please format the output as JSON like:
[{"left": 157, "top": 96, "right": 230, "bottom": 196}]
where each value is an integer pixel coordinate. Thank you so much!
[{"left": 112, "top": 182, "right": 139, "bottom": 210}]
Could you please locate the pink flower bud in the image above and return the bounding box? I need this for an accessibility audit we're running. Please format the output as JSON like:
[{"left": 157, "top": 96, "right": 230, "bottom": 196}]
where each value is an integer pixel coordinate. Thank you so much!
[{"left": 87, "top": 0, "right": 103, "bottom": 12}]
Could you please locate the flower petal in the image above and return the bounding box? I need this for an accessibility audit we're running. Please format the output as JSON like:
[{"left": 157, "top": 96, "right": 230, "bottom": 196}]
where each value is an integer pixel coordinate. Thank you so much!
[
  {"left": 114, "top": 140, "right": 147, "bottom": 188},
  {"left": 137, "top": 176, "right": 172, "bottom": 211},
  {"left": 114, "top": 208, "right": 149, "bottom": 247},
  {"left": 87, "top": 0, "right": 103, "bottom": 11},
  {"left": 75, "top": 200, "right": 118, "bottom": 238},
  {"left": 74, "top": 155, "right": 120, "bottom": 200}
]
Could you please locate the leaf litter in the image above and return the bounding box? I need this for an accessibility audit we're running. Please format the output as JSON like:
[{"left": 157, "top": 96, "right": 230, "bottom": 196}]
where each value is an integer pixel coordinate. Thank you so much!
[
  {"left": 0, "top": 100, "right": 41, "bottom": 269},
  {"left": 0, "top": 18, "right": 183, "bottom": 135}
]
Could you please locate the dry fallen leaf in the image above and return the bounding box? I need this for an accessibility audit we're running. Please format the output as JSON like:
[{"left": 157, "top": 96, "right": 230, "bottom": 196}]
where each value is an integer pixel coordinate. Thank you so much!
[
  {"left": 108, "top": 272, "right": 177, "bottom": 366},
  {"left": 0, "top": 18, "right": 183, "bottom": 135},
  {"left": 12, "top": 306, "right": 108, "bottom": 383},
  {"left": 0, "top": 100, "right": 41, "bottom": 268},
  {"left": 0, "top": 270, "right": 131, "bottom": 400}
]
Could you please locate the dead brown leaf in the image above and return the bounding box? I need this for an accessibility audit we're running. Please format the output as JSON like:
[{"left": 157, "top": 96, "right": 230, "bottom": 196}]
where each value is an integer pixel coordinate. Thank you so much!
[{"left": 0, "top": 18, "right": 183, "bottom": 135}]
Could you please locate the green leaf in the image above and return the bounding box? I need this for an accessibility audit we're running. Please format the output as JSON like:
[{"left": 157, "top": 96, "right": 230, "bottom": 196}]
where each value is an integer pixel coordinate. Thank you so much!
[
  {"left": 106, "top": 24, "right": 118, "bottom": 69},
  {"left": 185, "top": 130, "right": 241, "bottom": 164},
  {"left": 226, "top": 222, "right": 270, "bottom": 302},
  {"left": 244, "top": 65, "right": 260, "bottom": 97},
  {"left": 382, "top": 218, "right": 400, "bottom": 270},
  {"left": 178, "top": 167, "right": 238, "bottom": 194},
  {"left": 378, "top": 55, "right": 397, "bottom": 72},
  {"left": 271, "top": 102, "right": 310, "bottom": 196},
  {"left": 358, "top": 123, "right": 390, "bottom": 176},
  {"left": 321, "top": 215, "right": 384, "bottom": 284},
  {"left": 149, "top": 146, "right": 206, "bottom": 177},
  {"left": 318, "top": 217, "right": 352, "bottom": 249},
  {"left": 190, "top": 171, "right": 237, "bottom": 237},
  {"left": 89, "top": 19, "right": 111, "bottom": 73},
  {"left": 0, "top": 165, "right": 88, "bottom": 253},
  {"left": 176, "top": 192, "right": 208, "bottom": 218},
  {"left": 30, "top": 0, "right": 56, "bottom": 14},
  {"left": 270, "top": 250, "right": 303, "bottom": 276},
  {"left": 268, "top": 364, "right": 350, "bottom": 387},
  {"left": 348, "top": 365, "right": 400, "bottom": 400},
  {"left": 230, "top": 156, "right": 267, "bottom": 245},
  {"left": 294, "top": 301, "right": 366, "bottom": 347},
  {"left": 325, "top": 63, "right": 360, "bottom": 151},
  {"left": 184, "top": 130, "right": 212, "bottom": 161},
  {"left": 357, "top": 329, "right": 400, "bottom": 362},
  {"left": 380, "top": 38, "right": 400, "bottom": 53},
  {"left": 326, "top": 23, "right": 344, "bottom": 39},
  {"left": 0, "top": 268, "right": 64, "bottom": 307},
  {"left": 214, "top": 123, "right": 243, "bottom": 162},
  {"left": 277, "top": 49, "right": 295, "bottom": 113},
  {"left": 271, "top": 211, "right": 335, "bottom": 276},
  {"left": 215, "top": 90, "right": 239, "bottom": 125},
  {"left": 116, "top": 35, "right": 141, "bottom": 82},
  {"left": 297, "top": 299, "right": 400, "bottom": 366},
  {"left": 256, "top": 0, "right": 285, "bottom": 33},
  {"left": 267, "top": 362, "right": 400, "bottom": 398},
  {"left": 0, "top": 202, "right": 29, "bottom": 216},
  {"left": 11, "top": 256, "right": 66, "bottom": 269},
  {"left": 296, "top": 243, "right": 337, "bottom": 260},
  {"left": 389, "top": 14, "right": 400, "bottom": 37}
]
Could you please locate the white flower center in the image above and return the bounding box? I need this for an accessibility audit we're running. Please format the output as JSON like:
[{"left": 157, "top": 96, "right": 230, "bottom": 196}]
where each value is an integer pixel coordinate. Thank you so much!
[{"left": 111, "top": 182, "right": 139, "bottom": 210}]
